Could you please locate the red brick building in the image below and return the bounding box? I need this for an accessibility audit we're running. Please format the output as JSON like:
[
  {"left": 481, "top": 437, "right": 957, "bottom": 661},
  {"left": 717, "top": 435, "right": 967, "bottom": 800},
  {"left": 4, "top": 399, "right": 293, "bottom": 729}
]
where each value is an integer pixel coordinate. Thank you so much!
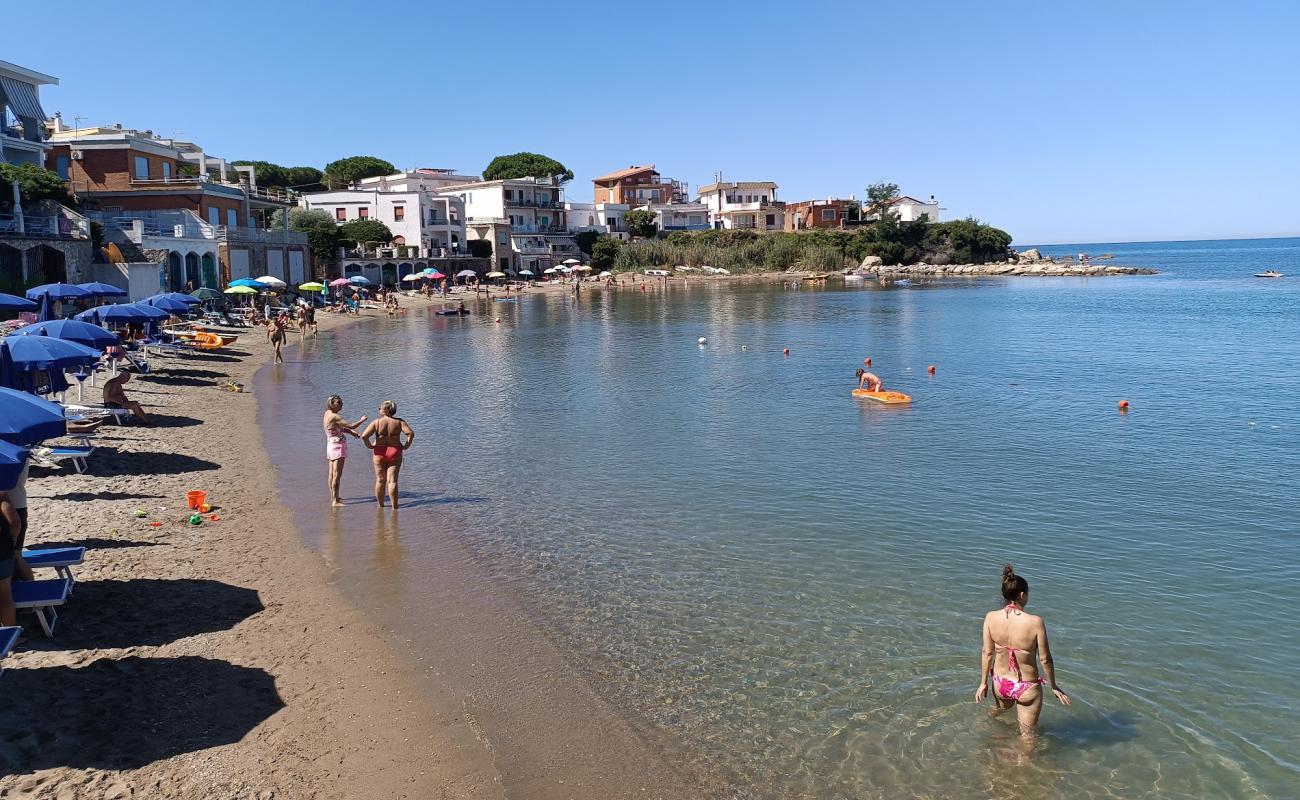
[
  {"left": 784, "top": 198, "right": 863, "bottom": 231},
  {"left": 592, "top": 165, "right": 688, "bottom": 206}
]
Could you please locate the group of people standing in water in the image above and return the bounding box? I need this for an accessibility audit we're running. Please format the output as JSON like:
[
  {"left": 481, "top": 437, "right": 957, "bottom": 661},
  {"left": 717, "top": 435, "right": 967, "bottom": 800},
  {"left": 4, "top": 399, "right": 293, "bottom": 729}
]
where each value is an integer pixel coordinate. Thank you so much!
[{"left": 322, "top": 395, "right": 415, "bottom": 508}]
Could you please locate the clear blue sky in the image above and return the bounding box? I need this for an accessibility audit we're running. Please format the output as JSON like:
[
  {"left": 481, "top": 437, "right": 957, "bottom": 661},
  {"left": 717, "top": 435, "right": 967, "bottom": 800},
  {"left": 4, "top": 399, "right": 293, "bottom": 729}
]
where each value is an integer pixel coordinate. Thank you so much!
[{"left": 9, "top": 0, "right": 1298, "bottom": 244}]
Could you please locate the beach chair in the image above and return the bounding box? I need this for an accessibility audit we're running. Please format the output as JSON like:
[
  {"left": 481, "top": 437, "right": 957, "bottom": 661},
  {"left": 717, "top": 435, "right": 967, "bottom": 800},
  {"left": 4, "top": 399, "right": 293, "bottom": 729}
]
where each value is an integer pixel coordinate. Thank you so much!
[
  {"left": 62, "top": 403, "right": 131, "bottom": 425},
  {"left": 29, "top": 444, "right": 94, "bottom": 474},
  {"left": 21, "top": 546, "right": 86, "bottom": 590},
  {"left": 12, "top": 578, "right": 72, "bottom": 637},
  {"left": 0, "top": 626, "right": 21, "bottom": 676}
]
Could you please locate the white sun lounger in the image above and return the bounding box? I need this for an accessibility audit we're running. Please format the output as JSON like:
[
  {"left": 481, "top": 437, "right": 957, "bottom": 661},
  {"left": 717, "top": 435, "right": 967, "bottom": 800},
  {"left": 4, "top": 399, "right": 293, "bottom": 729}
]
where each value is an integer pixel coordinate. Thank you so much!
[
  {"left": 22, "top": 546, "right": 86, "bottom": 590},
  {"left": 62, "top": 403, "right": 131, "bottom": 424},
  {"left": 12, "top": 578, "right": 72, "bottom": 637},
  {"left": 0, "top": 626, "right": 20, "bottom": 676}
]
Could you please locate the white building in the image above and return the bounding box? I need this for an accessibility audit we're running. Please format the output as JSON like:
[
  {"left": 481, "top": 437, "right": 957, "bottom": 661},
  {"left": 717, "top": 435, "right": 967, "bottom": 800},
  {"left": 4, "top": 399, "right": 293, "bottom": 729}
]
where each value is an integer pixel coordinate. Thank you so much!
[
  {"left": 0, "top": 59, "right": 56, "bottom": 168},
  {"left": 697, "top": 181, "right": 784, "bottom": 231},
  {"left": 301, "top": 181, "right": 466, "bottom": 257},
  {"left": 565, "top": 201, "right": 629, "bottom": 241},
  {"left": 355, "top": 168, "right": 480, "bottom": 193},
  {"left": 438, "top": 177, "right": 580, "bottom": 273},
  {"left": 872, "top": 195, "right": 942, "bottom": 223},
  {"left": 641, "top": 202, "right": 711, "bottom": 233}
]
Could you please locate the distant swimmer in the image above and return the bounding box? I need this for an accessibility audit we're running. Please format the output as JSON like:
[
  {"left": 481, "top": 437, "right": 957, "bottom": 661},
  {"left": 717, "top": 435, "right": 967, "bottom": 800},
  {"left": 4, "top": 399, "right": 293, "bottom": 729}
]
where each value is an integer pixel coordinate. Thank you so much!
[
  {"left": 975, "top": 564, "right": 1070, "bottom": 736},
  {"left": 856, "top": 368, "right": 883, "bottom": 392}
]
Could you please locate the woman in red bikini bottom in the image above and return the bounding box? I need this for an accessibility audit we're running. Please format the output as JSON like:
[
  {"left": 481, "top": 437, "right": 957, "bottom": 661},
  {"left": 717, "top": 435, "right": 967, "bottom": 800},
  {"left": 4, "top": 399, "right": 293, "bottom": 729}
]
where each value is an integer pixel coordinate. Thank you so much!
[
  {"left": 361, "top": 400, "right": 415, "bottom": 508},
  {"left": 975, "top": 564, "right": 1070, "bottom": 734}
]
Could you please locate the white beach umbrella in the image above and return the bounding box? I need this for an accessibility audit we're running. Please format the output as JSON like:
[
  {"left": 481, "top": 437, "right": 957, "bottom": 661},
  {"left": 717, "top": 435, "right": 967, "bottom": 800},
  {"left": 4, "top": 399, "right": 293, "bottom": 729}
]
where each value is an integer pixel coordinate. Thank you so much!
[
  {"left": 598, "top": 271, "right": 612, "bottom": 277},
  {"left": 255, "top": 275, "right": 286, "bottom": 287},
  {"left": 575, "top": 264, "right": 593, "bottom": 272},
  {"left": 543, "top": 268, "right": 558, "bottom": 274},
  {"left": 562, "top": 258, "right": 582, "bottom": 265},
  {"left": 401, "top": 273, "right": 423, "bottom": 282}
]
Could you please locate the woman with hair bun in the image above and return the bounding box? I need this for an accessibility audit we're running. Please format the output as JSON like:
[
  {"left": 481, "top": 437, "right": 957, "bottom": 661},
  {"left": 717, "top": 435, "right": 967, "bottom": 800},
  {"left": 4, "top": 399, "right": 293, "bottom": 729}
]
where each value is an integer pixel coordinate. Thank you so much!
[{"left": 975, "top": 564, "right": 1070, "bottom": 734}]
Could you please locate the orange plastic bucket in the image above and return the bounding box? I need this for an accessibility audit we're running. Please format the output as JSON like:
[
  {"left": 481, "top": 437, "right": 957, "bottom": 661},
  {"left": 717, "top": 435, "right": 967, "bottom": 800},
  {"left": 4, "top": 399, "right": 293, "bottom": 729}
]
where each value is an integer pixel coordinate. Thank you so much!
[{"left": 186, "top": 490, "right": 207, "bottom": 510}]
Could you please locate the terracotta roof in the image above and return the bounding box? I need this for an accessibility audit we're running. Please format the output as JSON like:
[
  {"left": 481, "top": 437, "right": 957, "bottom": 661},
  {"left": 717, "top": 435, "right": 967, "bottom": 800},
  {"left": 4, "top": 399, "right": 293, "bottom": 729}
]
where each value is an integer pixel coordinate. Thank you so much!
[
  {"left": 698, "top": 181, "right": 778, "bottom": 194},
  {"left": 593, "top": 164, "right": 657, "bottom": 183}
]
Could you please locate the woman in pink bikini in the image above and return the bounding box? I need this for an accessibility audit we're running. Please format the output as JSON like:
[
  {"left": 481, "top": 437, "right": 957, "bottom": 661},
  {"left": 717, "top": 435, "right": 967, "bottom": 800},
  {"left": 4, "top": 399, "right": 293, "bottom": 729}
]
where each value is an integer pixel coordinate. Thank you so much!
[
  {"left": 975, "top": 564, "right": 1070, "bottom": 734},
  {"left": 323, "top": 395, "right": 367, "bottom": 507},
  {"left": 361, "top": 400, "right": 415, "bottom": 508}
]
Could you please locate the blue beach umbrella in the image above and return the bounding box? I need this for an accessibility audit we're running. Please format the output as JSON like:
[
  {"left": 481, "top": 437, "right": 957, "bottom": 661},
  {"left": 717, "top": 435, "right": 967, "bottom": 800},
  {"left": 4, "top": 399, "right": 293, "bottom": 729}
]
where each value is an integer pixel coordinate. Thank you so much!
[
  {"left": 11, "top": 319, "right": 119, "bottom": 350},
  {"left": 25, "top": 283, "right": 93, "bottom": 302},
  {"left": 228, "top": 278, "right": 262, "bottom": 289},
  {"left": 0, "top": 335, "right": 101, "bottom": 372},
  {"left": 0, "top": 440, "right": 29, "bottom": 492},
  {"left": 77, "top": 282, "right": 128, "bottom": 298},
  {"left": 75, "top": 303, "right": 153, "bottom": 325},
  {"left": 349, "top": 275, "right": 371, "bottom": 285},
  {"left": 0, "top": 293, "right": 37, "bottom": 311},
  {"left": 158, "top": 291, "right": 202, "bottom": 305},
  {"left": 140, "top": 295, "right": 193, "bottom": 314},
  {"left": 127, "top": 302, "right": 172, "bottom": 321},
  {"left": 0, "top": 387, "right": 66, "bottom": 446}
]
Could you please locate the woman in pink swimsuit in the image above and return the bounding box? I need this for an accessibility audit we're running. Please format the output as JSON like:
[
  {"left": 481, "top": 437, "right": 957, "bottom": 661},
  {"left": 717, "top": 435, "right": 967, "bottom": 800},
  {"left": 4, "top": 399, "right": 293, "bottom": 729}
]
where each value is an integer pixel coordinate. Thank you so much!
[
  {"left": 323, "top": 395, "right": 367, "bottom": 507},
  {"left": 975, "top": 564, "right": 1070, "bottom": 734}
]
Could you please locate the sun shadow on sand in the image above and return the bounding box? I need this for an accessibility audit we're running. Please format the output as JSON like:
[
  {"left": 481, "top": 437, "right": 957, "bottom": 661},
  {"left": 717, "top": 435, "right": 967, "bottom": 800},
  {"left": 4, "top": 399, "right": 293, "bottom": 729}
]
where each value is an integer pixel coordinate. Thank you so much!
[
  {"left": 147, "top": 368, "right": 229, "bottom": 379},
  {"left": 137, "top": 375, "right": 219, "bottom": 388},
  {"left": 0, "top": 656, "right": 282, "bottom": 773},
  {"left": 27, "top": 537, "right": 162, "bottom": 550},
  {"left": 45, "top": 490, "right": 166, "bottom": 502},
  {"left": 22, "top": 578, "right": 262, "bottom": 650},
  {"left": 89, "top": 451, "right": 222, "bottom": 475},
  {"left": 147, "top": 413, "right": 204, "bottom": 428}
]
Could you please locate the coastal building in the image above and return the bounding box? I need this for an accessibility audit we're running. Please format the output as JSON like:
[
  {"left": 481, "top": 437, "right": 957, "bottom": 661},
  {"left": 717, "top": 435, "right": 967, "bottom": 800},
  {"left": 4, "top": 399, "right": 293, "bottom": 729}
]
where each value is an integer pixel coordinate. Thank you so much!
[
  {"left": 784, "top": 198, "right": 862, "bottom": 231},
  {"left": 697, "top": 180, "right": 784, "bottom": 231},
  {"left": 592, "top": 165, "right": 688, "bottom": 206},
  {"left": 565, "top": 201, "right": 629, "bottom": 241},
  {"left": 871, "top": 195, "right": 942, "bottom": 223},
  {"left": 438, "top": 177, "right": 579, "bottom": 273},
  {"left": 43, "top": 120, "right": 308, "bottom": 288},
  {"left": 640, "top": 202, "right": 711, "bottom": 233},
  {"left": 0, "top": 61, "right": 94, "bottom": 290}
]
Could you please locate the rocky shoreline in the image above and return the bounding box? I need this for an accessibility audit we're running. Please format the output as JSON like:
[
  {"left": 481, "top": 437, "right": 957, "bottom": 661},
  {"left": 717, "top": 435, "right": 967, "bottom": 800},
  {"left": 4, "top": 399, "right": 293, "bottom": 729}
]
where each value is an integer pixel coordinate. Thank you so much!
[{"left": 849, "top": 248, "right": 1158, "bottom": 278}]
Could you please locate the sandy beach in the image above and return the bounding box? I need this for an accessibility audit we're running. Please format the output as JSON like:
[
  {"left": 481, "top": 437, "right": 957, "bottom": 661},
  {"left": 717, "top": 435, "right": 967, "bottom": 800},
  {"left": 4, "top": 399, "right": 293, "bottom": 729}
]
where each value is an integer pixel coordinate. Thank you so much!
[{"left": 0, "top": 306, "right": 503, "bottom": 799}]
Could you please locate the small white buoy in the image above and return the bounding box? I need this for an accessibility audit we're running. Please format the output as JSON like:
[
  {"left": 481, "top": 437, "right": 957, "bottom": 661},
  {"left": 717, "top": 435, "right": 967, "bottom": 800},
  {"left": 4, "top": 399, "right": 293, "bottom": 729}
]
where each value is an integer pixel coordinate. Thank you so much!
[
  {"left": 698, "top": 337, "right": 707, "bottom": 345},
  {"left": 741, "top": 345, "right": 748, "bottom": 351}
]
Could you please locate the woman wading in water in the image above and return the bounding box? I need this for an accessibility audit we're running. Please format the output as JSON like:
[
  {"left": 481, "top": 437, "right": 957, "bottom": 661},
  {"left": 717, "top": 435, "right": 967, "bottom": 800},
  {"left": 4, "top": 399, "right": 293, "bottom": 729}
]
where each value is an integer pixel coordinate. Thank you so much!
[
  {"left": 323, "top": 395, "right": 366, "bottom": 507},
  {"left": 975, "top": 564, "right": 1070, "bottom": 734},
  {"left": 361, "top": 400, "right": 415, "bottom": 508}
]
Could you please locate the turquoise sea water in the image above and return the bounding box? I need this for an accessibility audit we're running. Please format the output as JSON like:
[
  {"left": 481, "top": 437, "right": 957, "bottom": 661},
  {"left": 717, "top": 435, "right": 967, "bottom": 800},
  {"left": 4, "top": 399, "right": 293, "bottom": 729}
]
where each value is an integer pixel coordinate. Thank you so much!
[{"left": 260, "top": 237, "right": 1299, "bottom": 799}]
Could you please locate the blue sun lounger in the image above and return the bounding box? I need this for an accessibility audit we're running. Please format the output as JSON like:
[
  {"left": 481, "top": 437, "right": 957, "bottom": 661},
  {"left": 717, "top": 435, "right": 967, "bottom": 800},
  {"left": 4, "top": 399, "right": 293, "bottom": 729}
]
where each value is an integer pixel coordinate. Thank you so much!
[
  {"left": 0, "top": 626, "right": 20, "bottom": 676},
  {"left": 21, "top": 546, "right": 86, "bottom": 589},
  {"left": 12, "top": 578, "right": 72, "bottom": 637},
  {"left": 33, "top": 445, "right": 94, "bottom": 474}
]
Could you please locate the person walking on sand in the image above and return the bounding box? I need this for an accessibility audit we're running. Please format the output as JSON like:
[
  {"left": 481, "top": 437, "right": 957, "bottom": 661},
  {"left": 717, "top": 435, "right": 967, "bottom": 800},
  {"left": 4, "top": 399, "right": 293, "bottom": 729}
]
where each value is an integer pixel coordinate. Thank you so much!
[
  {"left": 975, "top": 564, "right": 1070, "bottom": 735},
  {"left": 323, "top": 395, "right": 367, "bottom": 507},
  {"left": 361, "top": 401, "right": 415, "bottom": 508},
  {"left": 270, "top": 313, "right": 287, "bottom": 364}
]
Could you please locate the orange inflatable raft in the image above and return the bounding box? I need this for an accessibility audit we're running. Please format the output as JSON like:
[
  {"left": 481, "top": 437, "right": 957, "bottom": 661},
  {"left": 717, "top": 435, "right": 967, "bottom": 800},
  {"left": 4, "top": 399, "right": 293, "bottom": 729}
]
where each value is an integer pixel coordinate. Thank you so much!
[{"left": 852, "top": 389, "right": 912, "bottom": 404}]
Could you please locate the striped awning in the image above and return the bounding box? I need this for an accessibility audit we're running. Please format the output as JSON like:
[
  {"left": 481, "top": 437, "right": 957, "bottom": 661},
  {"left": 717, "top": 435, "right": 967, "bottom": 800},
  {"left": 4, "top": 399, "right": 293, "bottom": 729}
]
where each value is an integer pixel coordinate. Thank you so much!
[{"left": 0, "top": 76, "right": 46, "bottom": 121}]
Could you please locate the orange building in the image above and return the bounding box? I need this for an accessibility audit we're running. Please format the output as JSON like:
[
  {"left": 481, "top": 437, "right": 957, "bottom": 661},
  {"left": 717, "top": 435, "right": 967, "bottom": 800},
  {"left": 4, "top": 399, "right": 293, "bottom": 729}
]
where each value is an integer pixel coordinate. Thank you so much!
[
  {"left": 592, "top": 165, "right": 687, "bottom": 206},
  {"left": 784, "top": 199, "right": 863, "bottom": 231}
]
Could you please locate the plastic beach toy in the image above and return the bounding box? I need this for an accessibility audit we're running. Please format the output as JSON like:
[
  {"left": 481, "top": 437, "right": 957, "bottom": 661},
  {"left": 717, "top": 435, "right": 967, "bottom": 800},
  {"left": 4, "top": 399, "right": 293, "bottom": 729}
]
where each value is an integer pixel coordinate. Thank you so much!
[
  {"left": 188, "top": 513, "right": 202, "bottom": 526},
  {"left": 200, "top": 503, "right": 211, "bottom": 513},
  {"left": 186, "top": 490, "right": 207, "bottom": 510}
]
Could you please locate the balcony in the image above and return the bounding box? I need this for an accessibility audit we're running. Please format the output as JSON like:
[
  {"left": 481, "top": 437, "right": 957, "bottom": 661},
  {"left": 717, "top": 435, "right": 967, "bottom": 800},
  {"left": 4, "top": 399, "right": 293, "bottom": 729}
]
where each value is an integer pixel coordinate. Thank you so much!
[
  {"left": 510, "top": 223, "right": 567, "bottom": 234},
  {"left": 125, "top": 175, "right": 294, "bottom": 203},
  {"left": 0, "top": 213, "right": 89, "bottom": 239},
  {"left": 219, "top": 225, "right": 308, "bottom": 246},
  {"left": 504, "top": 196, "right": 560, "bottom": 209},
  {"left": 661, "top": 223, "right": 711, "bottom": 231}
]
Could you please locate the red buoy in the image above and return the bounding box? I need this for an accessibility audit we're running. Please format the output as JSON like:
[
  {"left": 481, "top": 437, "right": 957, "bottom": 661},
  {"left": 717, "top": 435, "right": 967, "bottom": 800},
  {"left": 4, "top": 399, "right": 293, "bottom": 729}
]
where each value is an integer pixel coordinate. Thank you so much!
[
  {"left": 864, "top": 357, "right": 872, "bottom": 366},
  {"left": 783, "top": 348, "right": 790, "bottom": 356},
  {"left": 1118, "top": 400, "right": 1130, "bottom": 412},
  {"left": 927, "top": 365, "right": 936, "bottom": 375}
]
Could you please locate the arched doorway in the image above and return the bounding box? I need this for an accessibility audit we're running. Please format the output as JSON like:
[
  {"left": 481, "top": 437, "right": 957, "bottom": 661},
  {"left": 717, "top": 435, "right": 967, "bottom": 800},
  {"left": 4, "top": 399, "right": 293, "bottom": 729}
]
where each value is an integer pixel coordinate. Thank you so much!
[
  {"left": 381, "top": 263, "right": 398, "bottom": 286},
  {"left": 28, "top": 245, "right": 67, "bottom": 284},
  {"left": 201, "top": 253, "right": 217, "bottom": 288},
  {"left": 184, "top": 252, "right": 200, "bottom": 290},
  {"left": 0, "top": 244, "right": 22, "bottom": 294},
  {"left": 168, "top": 252, "right": 184, "bottom": 292}
]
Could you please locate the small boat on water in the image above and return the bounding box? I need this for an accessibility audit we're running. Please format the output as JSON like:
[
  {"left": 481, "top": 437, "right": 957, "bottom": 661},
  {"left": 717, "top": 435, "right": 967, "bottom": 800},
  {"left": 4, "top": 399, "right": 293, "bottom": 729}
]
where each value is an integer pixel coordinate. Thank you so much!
[{"left": 1254, "top": 270, "right": 1284, "bottom": 278}]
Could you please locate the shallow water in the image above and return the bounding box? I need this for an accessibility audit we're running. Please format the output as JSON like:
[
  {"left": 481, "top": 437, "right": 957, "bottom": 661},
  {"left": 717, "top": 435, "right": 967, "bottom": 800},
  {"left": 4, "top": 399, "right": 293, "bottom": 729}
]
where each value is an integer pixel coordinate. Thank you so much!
[{"left": 260, "top": 237, "right": 1300, "bottom": 799}]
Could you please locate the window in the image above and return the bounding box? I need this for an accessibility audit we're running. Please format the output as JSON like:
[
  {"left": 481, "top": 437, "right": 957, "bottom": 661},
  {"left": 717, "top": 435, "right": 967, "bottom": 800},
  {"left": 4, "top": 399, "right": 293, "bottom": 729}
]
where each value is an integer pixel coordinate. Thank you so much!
[
  {"left": 358, "top": 207, "right": 369, "bottom": 219},
  {"left": 134, "top": 156, "right": 150, "bottom": 180},
  {"left": 335, "top": 208, "right": 347, "bottom": 221},
  {"left": 393, "top": 206, "right": 405, "bottom": 221},
  {"left": 227, "top": 209, "right": 238, "bottom": 226},
  {"left": 208, "top": 207, "right": 220, "bottom": 226},
  {"left": 54, "top": 156, "right": 69, "bottom": 180},
  {"left": 162, "top": 162, "right": 172, "bottom": 181},
  {"left": 820, "top": 209, "right": 837, "bottom": 221},
  {"left": 765, "top": 214, "right": 776, "bottom": 226}
]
